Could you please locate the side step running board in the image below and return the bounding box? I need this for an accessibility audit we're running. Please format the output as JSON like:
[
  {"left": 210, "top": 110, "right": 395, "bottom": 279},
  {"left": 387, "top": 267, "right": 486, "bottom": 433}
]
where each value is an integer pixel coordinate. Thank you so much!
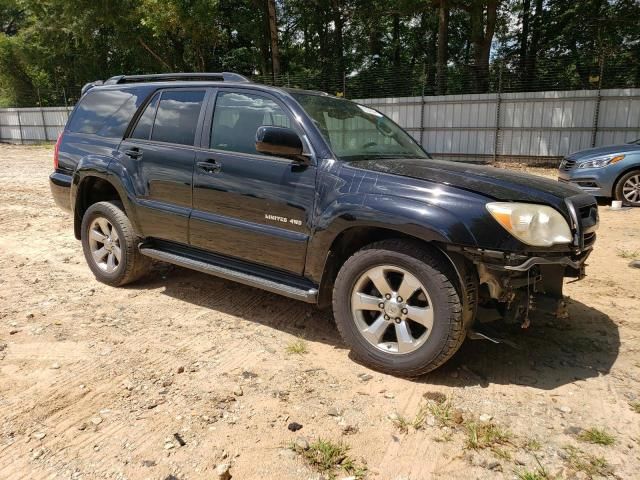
[{"left": 139, "top": 247, "right": 318, "bottom": 303}]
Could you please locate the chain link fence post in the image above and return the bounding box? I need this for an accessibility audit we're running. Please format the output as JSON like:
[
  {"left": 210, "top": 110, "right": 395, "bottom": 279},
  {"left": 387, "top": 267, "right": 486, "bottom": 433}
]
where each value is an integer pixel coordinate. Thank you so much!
[
  {"left": 16, "top": 108, "right": 24, "bottom": 145},
  {"left": 493, "top": 63, "right": 504, "bottom": 163},
  {"left": 38, "top": 88, "right": 49, "bottom": 142},
  {"left": 591, "top": 57, "right": 605, "bottom": 148},
  {"left": 419, "top": 63, "right": 426, "bottom": 149}
]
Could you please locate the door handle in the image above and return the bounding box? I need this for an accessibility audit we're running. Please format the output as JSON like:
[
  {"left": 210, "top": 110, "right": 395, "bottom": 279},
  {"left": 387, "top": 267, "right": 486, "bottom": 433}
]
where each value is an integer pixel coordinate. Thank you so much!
[
  {"left": 124, "top": 148, "right": 143, "bottom": 159},
  {"left": 197, "top": 159, "right": 221, "bottom": 174}
]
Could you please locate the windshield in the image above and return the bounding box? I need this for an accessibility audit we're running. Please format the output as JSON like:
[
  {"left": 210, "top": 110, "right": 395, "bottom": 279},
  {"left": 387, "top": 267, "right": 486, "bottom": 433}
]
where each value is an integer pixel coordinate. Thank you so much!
[{"left": 293, "top": 93, "right": 429, "bottom": 161}]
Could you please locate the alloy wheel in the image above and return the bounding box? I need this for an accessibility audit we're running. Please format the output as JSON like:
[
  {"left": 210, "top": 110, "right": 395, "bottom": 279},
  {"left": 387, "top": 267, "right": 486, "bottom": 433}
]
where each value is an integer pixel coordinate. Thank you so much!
[
  {"left": 88, "top": 217, "right": 121, "bottom": 273},
  {"left": 622, "top": 174, "right": 640, "bottom": 204},
  {"left": 350, "top": 265, "right": 434, "bottom": 354}
]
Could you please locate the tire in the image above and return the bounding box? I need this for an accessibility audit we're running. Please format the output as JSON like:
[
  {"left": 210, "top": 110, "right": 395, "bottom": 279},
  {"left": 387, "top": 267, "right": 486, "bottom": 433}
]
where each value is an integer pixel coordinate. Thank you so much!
[
  {"left": 332, "top": 239, "right": 465, "bottom": 377},
  {"left": 81, "top": 201, "right": 150, "bottom": 286},
  {"left": 615, "top": 170, "right": 640, "bottom": 207}
]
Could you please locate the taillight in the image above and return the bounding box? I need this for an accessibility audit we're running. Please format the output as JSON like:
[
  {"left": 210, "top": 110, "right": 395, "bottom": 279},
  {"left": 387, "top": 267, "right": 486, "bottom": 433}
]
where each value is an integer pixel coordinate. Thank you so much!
[{"left": 53, "top": 132, "right": 63, "bottom": 170}]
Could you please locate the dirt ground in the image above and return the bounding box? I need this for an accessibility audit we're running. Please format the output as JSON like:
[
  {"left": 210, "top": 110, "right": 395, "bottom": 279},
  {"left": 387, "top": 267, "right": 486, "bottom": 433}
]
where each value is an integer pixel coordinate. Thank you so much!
[{"left": 0, "top": 144, "right": 639, "bottom": 480}]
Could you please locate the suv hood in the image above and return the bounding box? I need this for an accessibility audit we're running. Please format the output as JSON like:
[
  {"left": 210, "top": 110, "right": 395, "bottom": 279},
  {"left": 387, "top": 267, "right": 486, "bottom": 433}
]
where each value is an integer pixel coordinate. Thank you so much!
[
  {"left": 566, "top": 143, "right": 640, "bottom": 160},
  {"left": 347, "top": 158, "right": 583, "bottom": 205}
]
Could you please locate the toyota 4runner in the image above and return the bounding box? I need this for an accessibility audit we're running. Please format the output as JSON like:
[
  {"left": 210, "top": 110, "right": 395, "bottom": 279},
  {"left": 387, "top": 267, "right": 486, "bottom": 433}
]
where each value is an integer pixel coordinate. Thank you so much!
[{"left": 50, "top": 72, "right": 598, "bottom": 376}]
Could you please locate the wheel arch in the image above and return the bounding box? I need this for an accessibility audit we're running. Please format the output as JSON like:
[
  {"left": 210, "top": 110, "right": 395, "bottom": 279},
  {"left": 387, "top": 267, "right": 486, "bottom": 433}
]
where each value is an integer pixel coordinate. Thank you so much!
[
  {"left": 314, "top": 225, "right": 477, "bottom": 326},
  {"left": 73, "top": 173, "right": 138, "bottom": 240}
]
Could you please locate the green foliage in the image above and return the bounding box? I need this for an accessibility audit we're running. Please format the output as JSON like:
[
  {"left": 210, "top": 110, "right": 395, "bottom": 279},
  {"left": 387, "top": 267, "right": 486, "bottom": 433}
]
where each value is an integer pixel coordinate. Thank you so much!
[{"left": 0, "top": 0, "right": 638, "bottom": 106}]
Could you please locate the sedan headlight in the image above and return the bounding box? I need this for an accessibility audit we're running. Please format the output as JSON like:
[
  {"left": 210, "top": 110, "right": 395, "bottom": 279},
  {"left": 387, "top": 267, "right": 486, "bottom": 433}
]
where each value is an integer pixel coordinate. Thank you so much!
[
  {"left": 577, "top": 154, "right": 625, "bottom": 169},
  {"left": 486, "top": 202, "right": 572, "bottom": 247}
]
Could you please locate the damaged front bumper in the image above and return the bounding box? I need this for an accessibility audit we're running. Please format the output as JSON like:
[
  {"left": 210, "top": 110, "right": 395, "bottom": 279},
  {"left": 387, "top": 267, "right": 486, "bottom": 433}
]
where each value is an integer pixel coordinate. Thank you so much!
[{"left": 451, "top": 244, "right": 595, "bottom": 327}]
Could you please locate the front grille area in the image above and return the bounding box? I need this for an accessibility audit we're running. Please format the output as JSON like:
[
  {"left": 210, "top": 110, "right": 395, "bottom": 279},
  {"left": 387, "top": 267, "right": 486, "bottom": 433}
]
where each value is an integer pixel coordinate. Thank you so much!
[
  {"left": 560, "top": 157, "right": 576, "bottom": 171},
  {"left": 572, "top": 197, "right": 599, "bottom": 251}
]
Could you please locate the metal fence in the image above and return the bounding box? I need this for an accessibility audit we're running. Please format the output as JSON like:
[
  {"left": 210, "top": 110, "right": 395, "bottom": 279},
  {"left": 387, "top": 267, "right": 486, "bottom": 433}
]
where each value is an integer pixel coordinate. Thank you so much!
[
  {"left": 1, "top": 88, "right": 639, "bottom": 164},
  {"left": 359, "top": 88, "right": 640, "bottom": 163},
  {"left": 0, "top": 106, "right": 72, "bottom": 144}
]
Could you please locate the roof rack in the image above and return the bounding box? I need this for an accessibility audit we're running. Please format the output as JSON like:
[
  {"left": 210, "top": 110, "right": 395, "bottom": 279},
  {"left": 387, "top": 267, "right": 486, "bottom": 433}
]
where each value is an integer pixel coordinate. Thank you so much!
[{"left": 103, "top": 72, "right": 250, "bottom": 85}]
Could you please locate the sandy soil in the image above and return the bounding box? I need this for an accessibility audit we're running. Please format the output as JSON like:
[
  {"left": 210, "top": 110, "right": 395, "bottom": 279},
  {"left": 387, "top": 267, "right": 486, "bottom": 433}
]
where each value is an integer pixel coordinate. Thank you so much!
[{"left": 1, "top": 145, "right": 639, "bottom": 480}]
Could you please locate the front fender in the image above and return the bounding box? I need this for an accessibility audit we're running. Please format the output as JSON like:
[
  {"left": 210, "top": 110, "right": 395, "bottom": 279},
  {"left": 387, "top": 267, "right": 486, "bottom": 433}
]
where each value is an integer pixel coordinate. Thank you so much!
[{"left": 305, "top": 193, "right": 480, "bottom": 282}]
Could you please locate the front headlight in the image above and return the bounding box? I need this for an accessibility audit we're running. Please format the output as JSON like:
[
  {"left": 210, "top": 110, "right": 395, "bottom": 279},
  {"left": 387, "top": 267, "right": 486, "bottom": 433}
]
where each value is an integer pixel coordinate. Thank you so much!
[
  {"left": 486, "top": 202, "right": 572, "bottom": 247},
  {"left": 577, "top": 154, "right": 625, "bottom": 169}
]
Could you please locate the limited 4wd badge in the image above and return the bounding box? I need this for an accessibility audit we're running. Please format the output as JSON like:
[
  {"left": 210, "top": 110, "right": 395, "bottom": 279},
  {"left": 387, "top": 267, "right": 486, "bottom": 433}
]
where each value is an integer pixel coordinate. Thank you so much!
[{"left": 265, "top": 214, "right": 302, "bottom": 226}]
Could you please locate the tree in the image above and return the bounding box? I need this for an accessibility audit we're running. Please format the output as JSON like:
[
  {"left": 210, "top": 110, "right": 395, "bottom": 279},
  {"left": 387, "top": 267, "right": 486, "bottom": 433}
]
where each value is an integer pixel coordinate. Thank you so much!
[
  {"left": 266, "top": 0, "right": 281, "bottom": 78},
  {"left": 436, "top": 0, "right": 449, "bottom": 94}
]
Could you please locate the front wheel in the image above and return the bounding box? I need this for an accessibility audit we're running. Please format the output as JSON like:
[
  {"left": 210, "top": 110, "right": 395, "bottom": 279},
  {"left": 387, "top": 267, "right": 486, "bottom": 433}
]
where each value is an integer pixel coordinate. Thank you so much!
[
  {"left": 332, "top": 240, "right": 465, "bottom": 377},
  {"left": 615, "top": 170, "right": 640, "bottom": 207}
]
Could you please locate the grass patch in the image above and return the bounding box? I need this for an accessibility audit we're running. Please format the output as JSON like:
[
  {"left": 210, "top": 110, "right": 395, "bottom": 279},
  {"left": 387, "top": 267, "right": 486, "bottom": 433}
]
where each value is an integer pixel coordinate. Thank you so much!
[
  {"left": 616, "top": 248, "right": 640, "bottom": 260},
  {"left": 630, "top": 401, "right": 640, "bottom": 414},
  {"left": 285, "top": 339, "right": 308, "bottom": 355},
  {"left": 465, "top": 422, "right": 511, "bottom": 450},
  {"left": 564, "top": 446, "right": 613, "bottom": 478},
  {"left": 516, "top": 469, "right": 551, "bottom": 480},
  {"left": 292, "top": 438, "right": 366, "bottom": 479},
  {"left": 523, "top": 438, "right": 542, "bottom": 452},
  {"left": 578, "top": 427, "right": 615, "bottom": 446},
  {"left": 390, "top": 414, "right": 412, "bottom": 433},
  {"left": 392, "top": 396, "right": 462, "bottom": 432},
  {"left": 516, "top": 457, "right": 553, "bottom": 480}
]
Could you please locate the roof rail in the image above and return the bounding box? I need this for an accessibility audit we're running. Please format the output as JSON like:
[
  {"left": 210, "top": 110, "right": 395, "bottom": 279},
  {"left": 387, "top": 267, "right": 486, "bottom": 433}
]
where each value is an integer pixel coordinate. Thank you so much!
[{"left": 103, "top": 72, "right": 250, "bottom": 85}]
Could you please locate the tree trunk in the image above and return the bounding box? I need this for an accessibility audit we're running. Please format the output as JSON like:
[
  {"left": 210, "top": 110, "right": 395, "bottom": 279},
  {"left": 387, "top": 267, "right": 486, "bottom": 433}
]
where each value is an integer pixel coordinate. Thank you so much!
[
  {"left": 266, "top": 0, "right": 280, "bottom": 81},
  {"left": 470, "top": 0, "right": 498, "bottom": 93},
  {"left": 525, "top": 0, "right": 543, "bottom": 89},
  {"left": 332, "top": 0, "right": 345, "bottom": 95},
  {"left": 392, "top": 12, "right": 401, "bottom": 71},
  {"left": 518, "top": 0, "right": 531, "bottom": 84},
  {"left": 436, "top": 0, "right": 449, "bottom": 95}
]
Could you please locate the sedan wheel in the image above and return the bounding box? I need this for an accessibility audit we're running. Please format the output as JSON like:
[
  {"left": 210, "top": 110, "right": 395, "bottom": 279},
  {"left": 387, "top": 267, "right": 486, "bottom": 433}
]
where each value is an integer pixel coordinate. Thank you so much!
[{"left": 622, "top": 174, "right": 640, "bottom": 204}]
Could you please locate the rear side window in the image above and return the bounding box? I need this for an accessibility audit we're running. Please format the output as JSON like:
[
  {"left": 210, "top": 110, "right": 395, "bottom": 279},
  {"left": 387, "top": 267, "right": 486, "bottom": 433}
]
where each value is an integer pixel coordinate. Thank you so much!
[
  {"left": 67, "top": 88, "right": 146, "bottom": 138},
  {"left": 150, "top": 90, "right": 205, "bottom": 146},
  {"left": 131, "top": 92, "right": 160, "bottom": 140}
]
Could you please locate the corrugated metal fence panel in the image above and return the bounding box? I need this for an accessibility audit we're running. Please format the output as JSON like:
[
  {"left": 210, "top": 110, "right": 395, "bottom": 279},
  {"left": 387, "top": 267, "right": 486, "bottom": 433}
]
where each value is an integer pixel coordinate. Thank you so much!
[
  {"left": 356, "top": 88, "right": 640, "bottom": 160},
  {"left": 2, "top": 91, "right": 639, "bottom": 159},
  {"left": 424, "top": 93, "right": 497, "bottom": 156},
  {"left": 500, "top": 90, "right": 597, "bottom": 157},
  {"left": 596, "top": 89, "right": 640, "bottom": 146},
  {"left": 0, "top": 107, "right": 71, "bottom": 143}
]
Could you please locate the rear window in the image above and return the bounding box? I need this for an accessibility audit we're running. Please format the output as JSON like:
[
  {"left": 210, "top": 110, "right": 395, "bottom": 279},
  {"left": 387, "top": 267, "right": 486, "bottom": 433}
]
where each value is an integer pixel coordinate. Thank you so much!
[
  {"left": 150, "top": 90, "right": 205, "bottom": 145},
  {"left": 67, "top": 88, "right": 147, "bottom": 138}
]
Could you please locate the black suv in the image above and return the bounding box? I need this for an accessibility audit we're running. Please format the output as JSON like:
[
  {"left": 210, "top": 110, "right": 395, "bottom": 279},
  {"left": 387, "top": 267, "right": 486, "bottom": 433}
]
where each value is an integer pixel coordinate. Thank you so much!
[{"left": 50, "top": 72, "right": 598, "bottom": 376}]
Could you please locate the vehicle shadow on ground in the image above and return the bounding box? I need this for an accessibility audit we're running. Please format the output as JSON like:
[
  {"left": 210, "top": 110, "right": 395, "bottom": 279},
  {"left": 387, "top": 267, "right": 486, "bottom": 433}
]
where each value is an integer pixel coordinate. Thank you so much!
[
  {"left": 134, "top": 265, "right": 619, "bottom": 391},
  {"left": 420, "top": 299, "right": 620, "bottom": 390},
  {"left": 132, "top": 264, "right": 344, "bottom": 344}
]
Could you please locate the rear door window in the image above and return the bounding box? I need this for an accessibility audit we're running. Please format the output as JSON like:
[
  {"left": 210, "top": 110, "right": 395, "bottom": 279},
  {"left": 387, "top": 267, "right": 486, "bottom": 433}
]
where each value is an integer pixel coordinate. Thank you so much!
[
  {"left": 67, "top": 88, "right": 146, "bottom": 138},
  {"left": 131, "top": 92, "right": 160, "bottom": 140},
  {"left": 150, "top": 90, "right": 206, "bottom": 146}
]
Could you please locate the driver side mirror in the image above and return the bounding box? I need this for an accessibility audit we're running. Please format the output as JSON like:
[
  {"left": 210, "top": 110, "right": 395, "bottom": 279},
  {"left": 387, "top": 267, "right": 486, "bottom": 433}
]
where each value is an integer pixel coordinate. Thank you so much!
[{"left": 255, "top": 126, "right": 307, "bottom": 161}]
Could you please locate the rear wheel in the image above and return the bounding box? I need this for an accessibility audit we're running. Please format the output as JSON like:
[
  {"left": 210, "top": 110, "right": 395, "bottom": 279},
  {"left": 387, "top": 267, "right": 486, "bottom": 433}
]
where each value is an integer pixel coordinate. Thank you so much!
[
  {"left": 81, "top": 201, "right": 150, "bottom": 286},
  {"left": 332, "top": 239, "right": 465, "bottom": 376},
  {"left": 615, "top": 170, "right": 640, "bottom": 207}
]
